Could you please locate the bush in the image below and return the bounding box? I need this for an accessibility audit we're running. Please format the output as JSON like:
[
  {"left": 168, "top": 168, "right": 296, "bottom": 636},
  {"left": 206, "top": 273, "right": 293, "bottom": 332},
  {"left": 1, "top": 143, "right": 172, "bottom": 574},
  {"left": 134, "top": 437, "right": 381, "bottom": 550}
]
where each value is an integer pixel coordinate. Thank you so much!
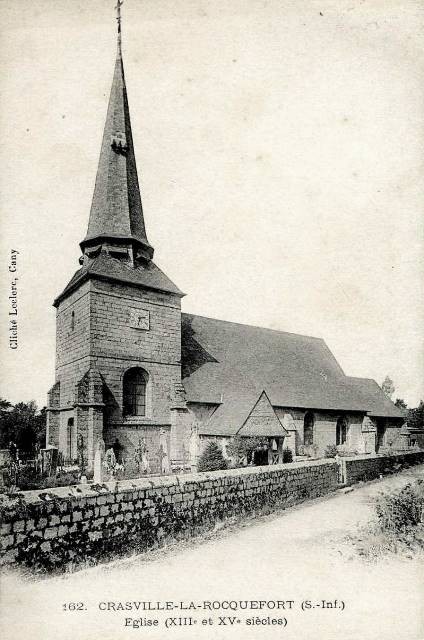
[
  {"left": 375, "top": 481, "right": 423, "bottom": 533},
  {"left": 226, "top": 436, "right": 248, "bottom": 466},
  {"left": 282, "top": 448, "right": 293, "bottom": 463},
  {"left": 198, "top": 442, "right": 228, "bottom": 472},
  {"left": 325, "top": 444, "right": 338, "bottom": 458},
  {"left": 226, "top": 436, "right": 269, "bottom": 467},
  {"left": 14, "top": 468, "right": 81, "bottom": 491},
  {"left": 1, "top": 461, "right": 83, "bottom": 491}
]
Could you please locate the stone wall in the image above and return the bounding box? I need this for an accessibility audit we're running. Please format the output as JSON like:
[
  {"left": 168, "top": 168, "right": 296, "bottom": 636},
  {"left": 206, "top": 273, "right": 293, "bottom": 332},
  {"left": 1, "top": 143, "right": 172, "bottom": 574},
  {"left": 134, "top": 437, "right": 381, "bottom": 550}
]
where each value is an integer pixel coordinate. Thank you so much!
[
  {"left": 55, "top": 281, "right": 92, "bottom": 406},
  {"left": 90, "top": 280, "right": 181, "bottom": 366},
  {"left": 274, "top": 408, "right": 305, "bottom": 451},
  {"left": 0, "top": 460, "right": 338, "bottom": 569},
  {"left": 3, "top": 452, "right": 423, "bottom": 571},
  {"left": 48, "top": 274, "right": 183, "bottom": 468},
  {"left": 340, "top": 450, "right": 424, "bottom": 485},
  {"left": 89, "top": 280, "right": 182, "bottom": 432},
  {"left": 99, "top": 357, "right": 180, "bottom": 425},
  {"left": 274, "top": 409, "right": 368, "bottom": 455},
  {"left": 384, "top": 424, "right": 407, "bottom": 451},
  {"left": 105, "top": 424, "right": 171, "bottom": 475},
  {"left": 170, "top": 407, "right": 194, "bottom": 464}
]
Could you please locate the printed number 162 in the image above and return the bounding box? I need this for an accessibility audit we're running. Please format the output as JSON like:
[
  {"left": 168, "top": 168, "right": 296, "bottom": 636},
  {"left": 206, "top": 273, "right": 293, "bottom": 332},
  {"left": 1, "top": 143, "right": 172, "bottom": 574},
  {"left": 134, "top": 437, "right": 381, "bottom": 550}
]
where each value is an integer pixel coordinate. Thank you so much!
[{"left": 62, "top": 603, "right": 86, "bottom": 611}]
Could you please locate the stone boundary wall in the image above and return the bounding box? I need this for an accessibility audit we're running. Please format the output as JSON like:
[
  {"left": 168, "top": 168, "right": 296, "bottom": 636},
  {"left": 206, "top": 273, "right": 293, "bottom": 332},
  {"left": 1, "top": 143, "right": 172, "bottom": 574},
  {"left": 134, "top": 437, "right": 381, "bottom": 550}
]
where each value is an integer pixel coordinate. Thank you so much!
[
  {"left": 1, "top": 451, "right": 424, "bottom": 572},
  {"left": 0, "top": 460, "right": 337, "bottom": 570},
  {"left": 341, "top": 450, "right": 424, "bottom": 486}
]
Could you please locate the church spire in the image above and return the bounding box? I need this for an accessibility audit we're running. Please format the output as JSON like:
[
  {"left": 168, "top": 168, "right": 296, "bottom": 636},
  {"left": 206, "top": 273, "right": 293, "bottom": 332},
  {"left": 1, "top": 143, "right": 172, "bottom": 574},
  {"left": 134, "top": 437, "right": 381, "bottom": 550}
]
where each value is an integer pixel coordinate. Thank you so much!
[
  {"left": 116, "top": 0, "right": 123, "bottom": 58},
  {"left": 80, "top": 0, "right": 154, "bottom": 263}
]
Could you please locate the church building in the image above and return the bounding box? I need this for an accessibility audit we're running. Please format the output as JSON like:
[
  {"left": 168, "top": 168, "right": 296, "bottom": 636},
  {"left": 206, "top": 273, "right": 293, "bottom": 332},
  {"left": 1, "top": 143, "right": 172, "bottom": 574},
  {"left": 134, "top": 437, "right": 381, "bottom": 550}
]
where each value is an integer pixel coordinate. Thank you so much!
[{"left": 46, "top": 8, "right": 405, "bottom": 475}]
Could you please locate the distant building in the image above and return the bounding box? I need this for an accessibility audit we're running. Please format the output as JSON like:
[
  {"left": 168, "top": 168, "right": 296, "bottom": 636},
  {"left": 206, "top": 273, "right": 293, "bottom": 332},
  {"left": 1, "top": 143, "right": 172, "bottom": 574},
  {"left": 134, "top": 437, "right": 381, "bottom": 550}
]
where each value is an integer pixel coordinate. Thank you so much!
[{"left": 46, "top": 11, "right": 405, "bottom": 474}]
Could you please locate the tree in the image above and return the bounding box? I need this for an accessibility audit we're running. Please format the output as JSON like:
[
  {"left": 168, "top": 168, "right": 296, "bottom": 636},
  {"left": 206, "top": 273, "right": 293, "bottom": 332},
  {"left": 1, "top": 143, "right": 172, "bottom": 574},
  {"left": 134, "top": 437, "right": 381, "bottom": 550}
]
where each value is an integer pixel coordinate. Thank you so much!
[
  {"left": 226, "top": 436, "right": 249, "bottom": 464},
  {"left": 407, "top": 401, "right": 424, "bottom": 431},
  {"left": 226, "top": 435, "right": 269, "bottom": 466},
  {"left": 0, "top": 399, "right": 46, "bottom": 455},
  {"left": 197, "top": 441, "right": 227, "bottom": 472},
  {"left": 394, "top": 399, "right": 407, "bottom": 410},
  {"left": 0, "top": 398, "right": 12, "bottom": 411},
  {"left": 381, "top": 375, "right": 395, "bottom": 398}
]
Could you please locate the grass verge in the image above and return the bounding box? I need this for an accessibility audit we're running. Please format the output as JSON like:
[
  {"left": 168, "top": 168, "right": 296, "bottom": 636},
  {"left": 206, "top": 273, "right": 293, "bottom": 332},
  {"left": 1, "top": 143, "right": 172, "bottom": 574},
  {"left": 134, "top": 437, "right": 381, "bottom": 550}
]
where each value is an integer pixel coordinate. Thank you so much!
[{"left": 346, "top": 479, "right": 424, "bottom": 561}]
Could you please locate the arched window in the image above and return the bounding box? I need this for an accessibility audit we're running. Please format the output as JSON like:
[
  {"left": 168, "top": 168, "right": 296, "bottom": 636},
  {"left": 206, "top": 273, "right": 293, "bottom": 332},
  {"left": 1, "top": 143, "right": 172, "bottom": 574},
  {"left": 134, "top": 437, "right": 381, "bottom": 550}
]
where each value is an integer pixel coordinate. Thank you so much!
[
  {"left": 123, "top": 367, "right": 148, "bottom": 417},
  {"left": 336, "top": 416, "right": 347, "bottom": 445},
  {"left": 304, "top": 411, "right": 314, "bottom": 446}
]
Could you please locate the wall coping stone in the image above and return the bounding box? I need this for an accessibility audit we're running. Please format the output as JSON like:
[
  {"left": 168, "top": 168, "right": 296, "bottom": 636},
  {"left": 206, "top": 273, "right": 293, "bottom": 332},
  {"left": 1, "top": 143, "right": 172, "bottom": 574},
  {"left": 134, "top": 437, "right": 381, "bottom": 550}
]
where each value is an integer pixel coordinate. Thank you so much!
[
  {"left": 0, "top": 459, "right": 337, "bottom": 506},
  {"left": 4, "top": 453, "right": 421, "bottom": 508},
  {"left": 341, "top": 451, "right": 422, "bottom": 463}
]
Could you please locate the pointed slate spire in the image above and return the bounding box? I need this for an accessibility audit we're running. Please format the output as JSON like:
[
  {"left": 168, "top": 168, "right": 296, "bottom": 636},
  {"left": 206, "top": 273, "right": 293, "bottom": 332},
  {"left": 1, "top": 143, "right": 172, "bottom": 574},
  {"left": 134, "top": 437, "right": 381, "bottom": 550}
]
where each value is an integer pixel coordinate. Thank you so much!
[{"left": 80, "top": 1, "right": 154, "bottom": 262}]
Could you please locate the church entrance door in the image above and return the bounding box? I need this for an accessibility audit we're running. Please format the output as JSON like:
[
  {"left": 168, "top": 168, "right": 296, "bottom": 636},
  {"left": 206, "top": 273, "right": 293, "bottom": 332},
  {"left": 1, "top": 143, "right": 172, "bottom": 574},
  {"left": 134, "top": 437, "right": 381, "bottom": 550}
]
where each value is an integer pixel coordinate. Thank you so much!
[
  {"left": 376, "top": 420, "right": 386, "bottom": 453},
  {"left": 253, "top": 449, "right": 268, "bottom": 466}
]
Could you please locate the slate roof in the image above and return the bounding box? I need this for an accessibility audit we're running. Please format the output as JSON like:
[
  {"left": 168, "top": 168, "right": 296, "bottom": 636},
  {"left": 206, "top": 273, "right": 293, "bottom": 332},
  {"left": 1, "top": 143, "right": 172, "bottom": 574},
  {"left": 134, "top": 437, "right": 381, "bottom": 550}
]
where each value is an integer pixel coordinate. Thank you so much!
[
  {"left": 80, "top": 41, "right": 153, "bottom": 258},
  {"left": 54, "top": 253, "right": 183, "bottom": 307},
  {"left": 181, "top": 314, "right": 404, "bottom": 435},
  {"left": 236, "top": 391, "right": 288, "bottom": 438},
  {"left": 346, "top": 377, "right": 406, "bottom": 419}
]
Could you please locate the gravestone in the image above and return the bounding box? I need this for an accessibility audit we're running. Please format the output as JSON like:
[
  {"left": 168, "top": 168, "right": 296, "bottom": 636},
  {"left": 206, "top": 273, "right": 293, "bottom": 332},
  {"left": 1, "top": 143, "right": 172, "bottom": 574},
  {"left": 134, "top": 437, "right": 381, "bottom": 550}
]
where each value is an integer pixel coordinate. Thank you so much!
[
  {"left": 189, "top": 423, "right": 199, "bottom": 472},
  {"left": 41, "top": 447, "right": 58, "bottom": 477},
  {"left": 159, "top": 429, "right": 170, "bottom": 474},
  {"left": 93, "top": 439, "right": 106, "bottom": 483},
  {"left": 0, "top": 449, "right": 11, "bottom": 467},
  {"left": 104, "top": 447, "right": 117, "bottom": 480},
  {"left": 141, "top": 451, "right": 150, "bottom": 474},
  {"left": 0, "top": 449, "right": 11, "bottom": 485}
]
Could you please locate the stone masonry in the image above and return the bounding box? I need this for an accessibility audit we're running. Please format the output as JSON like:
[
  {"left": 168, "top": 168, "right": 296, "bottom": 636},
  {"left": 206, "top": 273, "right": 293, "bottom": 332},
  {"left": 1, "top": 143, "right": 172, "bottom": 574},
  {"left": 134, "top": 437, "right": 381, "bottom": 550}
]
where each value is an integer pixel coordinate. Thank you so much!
[
  {"left": 2, "top": 452, "right": 424, "bottom": 570},
  {"left": 47, "top": 274, "right": 182, "bottom": 471},
  {"left": 1, "top": 460, "right": 338, "bottom": 568},
  {"left": 339, "top": 450, "right": 424, "bottom": 485}
]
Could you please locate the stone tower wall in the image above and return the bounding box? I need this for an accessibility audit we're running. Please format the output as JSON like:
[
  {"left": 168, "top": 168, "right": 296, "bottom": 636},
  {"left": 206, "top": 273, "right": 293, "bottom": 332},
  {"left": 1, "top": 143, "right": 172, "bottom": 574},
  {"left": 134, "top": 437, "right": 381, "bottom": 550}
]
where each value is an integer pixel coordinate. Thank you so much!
[
  {"left": 89, "top": 279, "right": 182, "bottom": 424},
  {"left": 90, "top": 280, "right": 181, "bottom": 362},
  {"left": 55, "top": 280, "right": 92, "bottom": 406},
  {"left": 49, "top": 273, "right": 182, "bottom": 468}
]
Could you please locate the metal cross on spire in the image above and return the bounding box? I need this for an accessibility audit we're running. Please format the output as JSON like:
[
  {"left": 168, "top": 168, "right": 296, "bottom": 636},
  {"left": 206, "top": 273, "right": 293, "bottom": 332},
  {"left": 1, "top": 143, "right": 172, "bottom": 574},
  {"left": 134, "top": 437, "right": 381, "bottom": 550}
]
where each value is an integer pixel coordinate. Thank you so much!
[{"left": 115, "top": 0, "right": 124, "bottom": 53}]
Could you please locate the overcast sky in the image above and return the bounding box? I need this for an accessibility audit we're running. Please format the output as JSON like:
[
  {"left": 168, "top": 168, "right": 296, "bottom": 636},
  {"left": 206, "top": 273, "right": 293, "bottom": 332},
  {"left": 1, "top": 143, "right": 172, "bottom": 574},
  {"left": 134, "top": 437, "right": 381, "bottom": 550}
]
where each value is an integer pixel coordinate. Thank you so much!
[{"left": 0, "top": 0, "right": 423, "bottom": 408}]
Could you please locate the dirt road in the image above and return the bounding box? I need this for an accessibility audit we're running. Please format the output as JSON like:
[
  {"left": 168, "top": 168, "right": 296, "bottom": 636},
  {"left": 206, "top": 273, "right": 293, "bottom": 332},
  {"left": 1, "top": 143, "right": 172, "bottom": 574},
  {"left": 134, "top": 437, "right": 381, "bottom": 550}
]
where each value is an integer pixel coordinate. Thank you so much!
[{"left": 1, "top": 466, "right": 423, "bottom": 640}]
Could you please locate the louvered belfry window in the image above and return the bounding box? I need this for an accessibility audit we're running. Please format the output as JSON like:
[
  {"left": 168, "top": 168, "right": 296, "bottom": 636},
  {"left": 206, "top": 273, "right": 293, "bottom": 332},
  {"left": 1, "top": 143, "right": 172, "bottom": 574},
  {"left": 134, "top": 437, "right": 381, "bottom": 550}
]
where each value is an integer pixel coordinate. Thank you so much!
[{"left": 123, "top": 368, "right": 147, "bottom": 417}]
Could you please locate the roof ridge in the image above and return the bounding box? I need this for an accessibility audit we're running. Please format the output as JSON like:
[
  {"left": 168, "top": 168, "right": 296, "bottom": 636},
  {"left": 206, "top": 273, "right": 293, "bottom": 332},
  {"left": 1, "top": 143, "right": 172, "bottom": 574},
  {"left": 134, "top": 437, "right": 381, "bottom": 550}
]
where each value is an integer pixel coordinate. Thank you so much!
[{"left": 182, "top": 312, "right": 324, "bottom": 342}]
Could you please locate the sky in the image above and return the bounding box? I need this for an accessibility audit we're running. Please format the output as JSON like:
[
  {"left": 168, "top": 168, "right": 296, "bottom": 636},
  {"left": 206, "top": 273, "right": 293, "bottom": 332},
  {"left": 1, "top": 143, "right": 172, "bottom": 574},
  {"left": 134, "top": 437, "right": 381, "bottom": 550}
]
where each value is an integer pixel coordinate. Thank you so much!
[{"left": 0, "top": 0, "right": 423, "bottom": 409}]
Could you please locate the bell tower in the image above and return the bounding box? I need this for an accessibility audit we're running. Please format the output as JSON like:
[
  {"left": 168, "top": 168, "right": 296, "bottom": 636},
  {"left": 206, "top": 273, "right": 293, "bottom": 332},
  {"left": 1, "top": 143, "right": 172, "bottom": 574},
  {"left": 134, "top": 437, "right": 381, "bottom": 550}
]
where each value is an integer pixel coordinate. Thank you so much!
[{"left": 46, "top": 1, "right": 184, "bottom": 474}]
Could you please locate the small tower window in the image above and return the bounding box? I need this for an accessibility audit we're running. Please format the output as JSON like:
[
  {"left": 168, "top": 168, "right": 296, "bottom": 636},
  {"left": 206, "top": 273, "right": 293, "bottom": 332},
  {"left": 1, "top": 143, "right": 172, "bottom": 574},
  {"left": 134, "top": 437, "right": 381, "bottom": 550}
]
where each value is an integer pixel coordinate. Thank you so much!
[
  {"left": 71, "top": 310, "right": 75, "bottom": 331},
  {"left": 123, "top": 367, "right": 148, "bottom": 417}
]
